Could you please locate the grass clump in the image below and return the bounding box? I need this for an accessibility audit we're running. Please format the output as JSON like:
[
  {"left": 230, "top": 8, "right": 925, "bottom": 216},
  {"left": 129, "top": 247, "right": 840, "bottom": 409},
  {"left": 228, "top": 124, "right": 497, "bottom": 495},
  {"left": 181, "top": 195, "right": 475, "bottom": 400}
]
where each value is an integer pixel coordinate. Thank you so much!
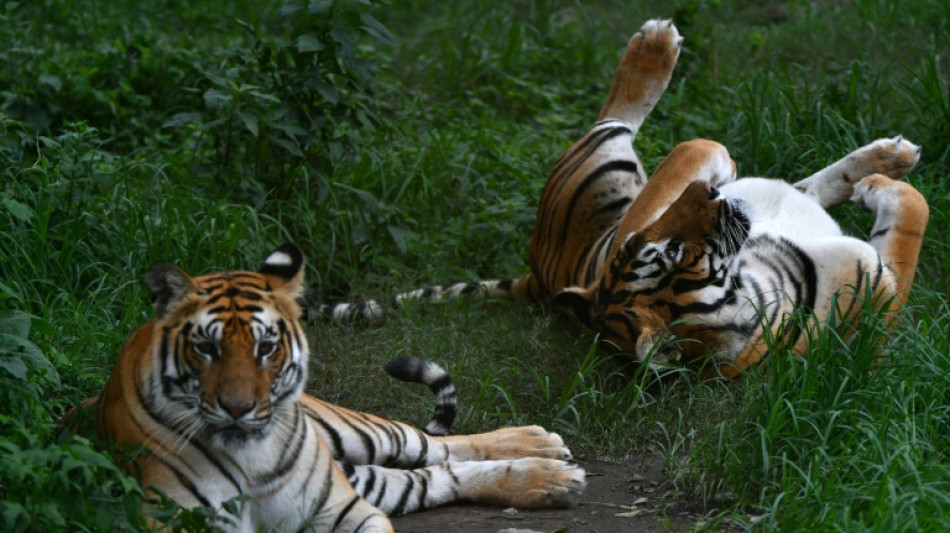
[{"left": 2, "top": 0, "right": 950, "bottom": 530}]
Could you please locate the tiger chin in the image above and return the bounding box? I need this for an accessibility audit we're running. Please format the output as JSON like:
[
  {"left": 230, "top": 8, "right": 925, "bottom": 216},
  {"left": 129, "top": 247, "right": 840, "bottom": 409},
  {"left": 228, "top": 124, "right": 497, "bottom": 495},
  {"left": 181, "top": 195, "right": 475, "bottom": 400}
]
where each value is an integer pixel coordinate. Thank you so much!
[
  {"left": 89, "top": 244, "right": 584, "bottom": 532},
  {"left": 311, "top": 19, "right": 929, "bottom": 378}
]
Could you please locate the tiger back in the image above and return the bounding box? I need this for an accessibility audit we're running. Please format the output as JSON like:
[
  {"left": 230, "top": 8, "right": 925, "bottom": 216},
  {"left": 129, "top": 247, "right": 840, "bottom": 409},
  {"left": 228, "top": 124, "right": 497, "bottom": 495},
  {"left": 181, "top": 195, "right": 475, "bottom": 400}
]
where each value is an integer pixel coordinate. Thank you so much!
[{"left": 94, "top": 244, "right": 585, "bottom": 532}]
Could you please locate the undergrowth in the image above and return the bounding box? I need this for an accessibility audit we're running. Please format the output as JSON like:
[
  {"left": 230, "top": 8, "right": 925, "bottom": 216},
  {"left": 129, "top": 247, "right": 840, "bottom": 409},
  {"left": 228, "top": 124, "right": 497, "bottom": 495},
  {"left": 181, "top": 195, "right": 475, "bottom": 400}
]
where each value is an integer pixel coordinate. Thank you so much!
[{"left": 2, "top": 0, "right": 949, "bottom": 530}]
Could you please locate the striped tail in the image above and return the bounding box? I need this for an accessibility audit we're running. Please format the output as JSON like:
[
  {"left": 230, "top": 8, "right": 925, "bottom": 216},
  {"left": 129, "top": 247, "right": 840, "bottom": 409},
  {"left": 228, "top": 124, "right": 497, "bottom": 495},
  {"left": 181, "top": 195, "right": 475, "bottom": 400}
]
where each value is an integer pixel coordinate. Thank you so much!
[
  {"left": 384, "top": 357, "right": 457, "bottom": 436},
  {"left": 304, "top": 273, "right": 544, "bottom": 324}
]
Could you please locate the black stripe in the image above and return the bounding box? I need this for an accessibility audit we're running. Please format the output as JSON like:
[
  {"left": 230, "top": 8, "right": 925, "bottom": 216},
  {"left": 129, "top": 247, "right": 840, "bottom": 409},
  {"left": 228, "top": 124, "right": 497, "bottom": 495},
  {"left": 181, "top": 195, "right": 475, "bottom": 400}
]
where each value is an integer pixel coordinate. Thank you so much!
[
  {"left": 557, "top": 159, "right": 643, "bottom": 247},
  {"left": 259, "top": 243, "right": 304, "bottom": 280},
  {"left": 353, "top": 514, "right": 378, "bottom": 532},
  {"left": 330, "top": 496, "right": 362, "bottom": 531},
  {"left": 372, "top": 477, "right": 388, "bottom": 507},
  {"left": 311, "top": 448, "right": 334, "bottom": 517},
  {"left": 328, "top": 406, "right": 377, "bottom": 462},
  {"left": 416, "top": 470, "right": 431, "bottom": 513},
  {"left": 361, "top": 466, "right": 377, "bottom": 495},
  {"left": 414, "top": 428, "right": 429, "bottom": 466},
  {"left": 258, "top": 407, "right": 305, "bottom": 487},
  {"left": 312, "top": 413, "right": 344, "bottom": 456},
  {"left": 392, "top": 472, "right": 416, "bottom": 516},
  {"left": 134, "top": 363, "right": 245, "bottom": 496},
  {"left": 460, "top": 283, "right": 479, "bottom": 295},
  {"left": 593, "top": 196, "right": 633, "bottom": 217},
  {"left": 549, "top": 121, "right": 630, "bottom": 179},
  {"left": 154, "top": 455, "right": 214, "bottom": 508},
  {"left": 537, "top": 124, "right": 632, "bottom": 264}
]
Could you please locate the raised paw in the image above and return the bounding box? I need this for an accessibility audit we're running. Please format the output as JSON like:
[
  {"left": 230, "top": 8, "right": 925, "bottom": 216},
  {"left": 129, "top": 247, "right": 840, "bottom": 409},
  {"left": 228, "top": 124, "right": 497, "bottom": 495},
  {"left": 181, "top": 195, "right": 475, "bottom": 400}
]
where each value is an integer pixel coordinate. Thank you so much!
[
  {"left": 850, "top": 173, "right": 919, "bottom": 214},
  {"left": 599, "top": 19, "right": 682, "bottom": 124},
  {"left": 631, "top": 19, "right": 683, "bottom": 67},
  {"left": 793, "top": 136, "right": 921, "bottom": 209},
  {"left": 843, "top": 136, "right": 921, "bottom": 184},
  {"left": 849, "top": 173, "right": 929, "bottom": 299}
]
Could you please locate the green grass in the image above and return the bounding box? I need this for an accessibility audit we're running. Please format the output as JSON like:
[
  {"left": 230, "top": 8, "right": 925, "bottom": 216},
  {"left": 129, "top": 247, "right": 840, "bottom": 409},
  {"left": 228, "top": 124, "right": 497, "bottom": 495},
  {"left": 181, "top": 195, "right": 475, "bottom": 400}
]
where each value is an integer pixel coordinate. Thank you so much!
[{"left": 2, "top": 0, "right": 950, "bottom": 530}]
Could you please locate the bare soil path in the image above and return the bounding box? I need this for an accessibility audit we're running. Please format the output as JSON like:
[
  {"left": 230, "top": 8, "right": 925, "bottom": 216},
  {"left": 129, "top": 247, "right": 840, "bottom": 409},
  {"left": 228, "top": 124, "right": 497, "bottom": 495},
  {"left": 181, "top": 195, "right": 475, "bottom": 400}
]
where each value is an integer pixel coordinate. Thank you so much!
[{"left": 392, "top": 456, "right": 719, "bottom": 532}]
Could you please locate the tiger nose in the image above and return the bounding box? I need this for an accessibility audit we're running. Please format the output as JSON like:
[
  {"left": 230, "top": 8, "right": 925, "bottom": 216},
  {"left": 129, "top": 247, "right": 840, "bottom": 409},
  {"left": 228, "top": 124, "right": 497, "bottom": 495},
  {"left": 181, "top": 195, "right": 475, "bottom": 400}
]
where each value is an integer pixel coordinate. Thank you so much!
[{"left": 219, "top": 397, "right": 256, "bottom": 419}]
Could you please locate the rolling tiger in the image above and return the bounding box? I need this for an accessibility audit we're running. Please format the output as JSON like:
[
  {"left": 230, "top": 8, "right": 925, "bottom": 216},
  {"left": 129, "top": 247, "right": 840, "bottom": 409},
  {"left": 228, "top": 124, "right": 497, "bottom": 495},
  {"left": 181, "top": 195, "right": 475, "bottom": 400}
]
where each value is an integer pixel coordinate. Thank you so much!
[
  {"left": 89, "top": 243, "right": 584, "bottom": 532},
  {"left": 312, "top": 19, "right": 929, "bottom": 376}
]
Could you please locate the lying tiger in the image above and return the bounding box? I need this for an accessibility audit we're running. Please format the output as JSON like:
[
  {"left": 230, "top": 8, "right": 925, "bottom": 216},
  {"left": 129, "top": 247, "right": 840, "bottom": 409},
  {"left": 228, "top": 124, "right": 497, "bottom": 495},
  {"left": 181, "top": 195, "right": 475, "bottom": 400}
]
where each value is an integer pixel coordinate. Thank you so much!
[
  {"left": 88, "top": 243, "right": 584, "bottom": 532},
  {"left": 315, "top": 19, "right": 929, "bottom": 377}
]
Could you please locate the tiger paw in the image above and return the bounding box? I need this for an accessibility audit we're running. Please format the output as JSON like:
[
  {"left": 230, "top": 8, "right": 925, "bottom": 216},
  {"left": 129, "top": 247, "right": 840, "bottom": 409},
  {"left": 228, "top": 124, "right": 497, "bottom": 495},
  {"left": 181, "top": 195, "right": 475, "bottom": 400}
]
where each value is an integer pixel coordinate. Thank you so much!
[
  {"left": 850, "top": 173, "right": 920, "bottom": 214},
  {"left": 793, "top": 136, "right": 921, "bottom": 208},
  {"left": 450, "top": 425, "right": 574, "bottom": 461},
  {"left": 458, "top": 458, "right": 586, "bottom": 509},
  {"left": 601, "top": 19, "right": 682, "bottom": 123},
  {"left": 847, "top": 136, "right": 921, "bottom": 182},
  {"left": 628, "top": 19, "right": 682, "bottom": 75}
]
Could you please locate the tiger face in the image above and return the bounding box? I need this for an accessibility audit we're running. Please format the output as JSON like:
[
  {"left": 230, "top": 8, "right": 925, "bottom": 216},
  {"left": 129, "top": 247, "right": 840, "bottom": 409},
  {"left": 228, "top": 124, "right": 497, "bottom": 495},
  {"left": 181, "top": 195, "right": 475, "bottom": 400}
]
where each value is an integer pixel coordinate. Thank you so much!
[
  {"left": 555, "top": 180, "right": 750, "bottom": 364},
  {"left": 144, "top": 245, "right": 308, "bottom": 446}
]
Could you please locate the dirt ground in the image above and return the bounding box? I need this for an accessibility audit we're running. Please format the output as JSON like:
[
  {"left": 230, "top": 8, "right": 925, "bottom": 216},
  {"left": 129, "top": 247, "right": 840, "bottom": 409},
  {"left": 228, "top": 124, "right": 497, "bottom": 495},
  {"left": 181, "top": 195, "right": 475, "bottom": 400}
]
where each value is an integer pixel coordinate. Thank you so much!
[{"left": 392, "top": 455, "right": 726, "bottom": 533}]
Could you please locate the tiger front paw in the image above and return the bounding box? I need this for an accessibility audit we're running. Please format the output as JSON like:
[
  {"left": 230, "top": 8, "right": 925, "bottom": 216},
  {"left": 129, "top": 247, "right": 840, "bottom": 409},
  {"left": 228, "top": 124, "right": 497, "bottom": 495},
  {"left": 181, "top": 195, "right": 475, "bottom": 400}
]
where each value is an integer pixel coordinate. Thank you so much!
[
  {"left": 459, "top": 458, "right": 586, "bottom": 509},
  {"left": 502, "top": 458, "right": 586, "bottom": 509},
  {"left": 844, "top": 136, "right": 921, "bottom": 183},
  {"left": 462, "top": 425, "right": 574, "bottom": 461},
  {"left": 793, "top": 136, "right": 921, "bottom": 209}
]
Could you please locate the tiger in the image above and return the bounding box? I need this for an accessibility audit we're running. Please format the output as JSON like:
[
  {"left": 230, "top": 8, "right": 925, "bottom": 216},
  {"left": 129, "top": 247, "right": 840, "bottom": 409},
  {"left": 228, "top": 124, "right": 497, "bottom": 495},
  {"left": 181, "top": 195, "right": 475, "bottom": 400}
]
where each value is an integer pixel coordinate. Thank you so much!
[
  {"left": 311, "top": 19, "right": 929, "bottom": 377},
  {"left": 89, "top": 243, "right": 585, "bottom": 532}
]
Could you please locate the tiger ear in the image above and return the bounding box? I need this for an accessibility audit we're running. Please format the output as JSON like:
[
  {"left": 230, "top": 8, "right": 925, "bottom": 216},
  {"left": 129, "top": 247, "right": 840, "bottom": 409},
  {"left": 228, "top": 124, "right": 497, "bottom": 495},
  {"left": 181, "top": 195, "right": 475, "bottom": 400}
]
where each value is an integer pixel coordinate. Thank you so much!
[
  {"left": 259, "top": 243, "right": 305, "bottom": 299},
  {"left": 620, "top": 232, "right": 640, "bottom": 260},
  {"left": 146, "top": 262, "right": 194, "bottom": 318},
  {"left": 553, "top": 287, "right": 595, "bottom": 329}
]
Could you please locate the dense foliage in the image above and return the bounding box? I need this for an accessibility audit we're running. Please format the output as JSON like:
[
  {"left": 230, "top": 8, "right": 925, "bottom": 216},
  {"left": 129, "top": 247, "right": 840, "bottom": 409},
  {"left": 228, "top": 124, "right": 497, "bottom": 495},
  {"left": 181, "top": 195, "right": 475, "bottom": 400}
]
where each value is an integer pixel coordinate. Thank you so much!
[{"left": 2, "top": 0, "right": 948, "bottom": 530}]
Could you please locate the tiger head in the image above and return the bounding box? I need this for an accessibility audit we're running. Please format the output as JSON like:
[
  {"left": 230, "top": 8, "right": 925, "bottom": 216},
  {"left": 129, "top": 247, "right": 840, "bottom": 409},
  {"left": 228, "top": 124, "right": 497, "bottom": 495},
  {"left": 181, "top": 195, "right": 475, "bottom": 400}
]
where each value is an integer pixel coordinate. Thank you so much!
[
  {"left": 555, "top": 180, "right": 750, "bottom": 366},
  {"left": 143, "top": 243, "right": 309, "bottom": 446}
]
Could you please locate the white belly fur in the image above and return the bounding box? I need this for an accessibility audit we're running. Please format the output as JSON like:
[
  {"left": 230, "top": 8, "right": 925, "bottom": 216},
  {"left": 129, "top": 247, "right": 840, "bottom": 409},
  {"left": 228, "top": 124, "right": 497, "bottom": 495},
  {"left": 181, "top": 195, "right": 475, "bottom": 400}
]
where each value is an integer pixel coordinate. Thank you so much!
[{"left": 720, "top": 178, "right": 843, "bottom": 242}]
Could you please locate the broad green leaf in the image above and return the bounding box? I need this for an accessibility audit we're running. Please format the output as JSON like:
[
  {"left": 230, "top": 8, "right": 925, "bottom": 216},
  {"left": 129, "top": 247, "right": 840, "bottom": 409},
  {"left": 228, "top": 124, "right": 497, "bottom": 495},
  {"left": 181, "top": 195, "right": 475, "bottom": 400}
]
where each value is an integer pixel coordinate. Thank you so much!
[
  {"left": 0, "top": 354, "right": 28, "bottom": 380},
  {"left": 360, "top": 13, "right": 394, "bottom": 45},
  {"left": 296, "top": 34, "right": 324, "bottom": 54},
  {"left": 308, "top": 0, "right": 333, "bottom": 15},
  {"left": 0, "top": 280, "right": 22, "bottom": 301},
  {"left": 0, "top": 333, "right": 61, "bottom": 386},
  {"left": 1, "top": 196, "right": 34, "bottom": 222},
  {"left": 161, "top": 112, "right": 203, "bottom": 129},
  {"left": 203, "top": 88, "right": 233, "bottom": 110},
  {"left": 265, "top": 135, "right": 303, "bottom": 157},
  {"left": 29, "top": 316, "right": 55, "bottom": 336},
  {"left": 387, "top": 226, "right": 415, "bottom": 254},
  {"left": 0, "top": 310, "right": 30, "bottom": 338},
  {"left": 38, "top": 74, "right": 62, "bottom": 93},
  {"left": 237, "top": 111, "right": 259, "bottom": 137}
]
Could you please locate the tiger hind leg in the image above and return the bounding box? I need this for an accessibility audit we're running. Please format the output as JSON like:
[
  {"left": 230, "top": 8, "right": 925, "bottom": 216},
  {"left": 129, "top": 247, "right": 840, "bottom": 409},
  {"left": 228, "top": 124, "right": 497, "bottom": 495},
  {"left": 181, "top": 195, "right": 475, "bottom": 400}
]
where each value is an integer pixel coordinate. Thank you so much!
[
  {"left": 792, "top": 136, "right": 921, "bottom": 209},
  {"left": 850, "top": 173, "right": 929, "bottom": 305},
  {"left": 614, "top": 138, "right": 736, "bottom": 237},
  {"left": 598, "top": 19, "right": 682, "bottom": 130}
]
